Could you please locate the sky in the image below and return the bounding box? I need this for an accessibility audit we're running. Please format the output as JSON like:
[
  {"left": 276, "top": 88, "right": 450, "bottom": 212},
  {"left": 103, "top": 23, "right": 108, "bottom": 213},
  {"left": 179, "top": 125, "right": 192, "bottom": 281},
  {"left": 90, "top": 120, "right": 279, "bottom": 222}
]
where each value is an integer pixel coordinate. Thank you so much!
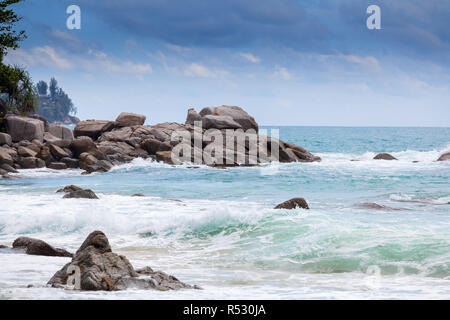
[{"left": 4, "top": 0, "right": 450, "bottom": 126}]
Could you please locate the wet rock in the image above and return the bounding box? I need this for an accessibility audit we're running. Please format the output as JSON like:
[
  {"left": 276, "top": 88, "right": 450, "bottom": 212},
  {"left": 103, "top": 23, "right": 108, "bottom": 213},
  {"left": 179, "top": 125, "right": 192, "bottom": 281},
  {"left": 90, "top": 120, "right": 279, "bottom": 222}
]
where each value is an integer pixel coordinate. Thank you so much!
[
  {"left": 60, "top": 157, "right": 79, "bottom": 168},
  {"left": 0, "top": 133, "right": 12, "bottom": 146},
  {"left": 18, "top": 157, "right": 39, "bottom": 169},
  {"left": 0, "top": 245, "right": 8, "bottom": 249},
  {"left": 74, "top": 120, "right": 114, "bottom": 140},
  {"left": 437, "top": 152, "right": 450, "bottom": 161},
  {"left": 357, "top": 202, "right": 401, "bottom": 211},
  {"left": 63, "top": 189, "right": 99, "bottom": 199},
  {"left": 48, "top": 231, "right": 197, "bottom": 291},
  {"left": 57, "top": 185, "right": 83, "bottom": 193},
  {"left": 132, "top": 193, "right": 145, "bottom": 197},
  {"left": 374, "top": 153, "right": 397, "bottom": 160},
  {"left": 115, "top": 112, "right": 146, "bottom": 127},
  {"left": 0, "top": 163, "right": 18, "bottom": 173},
  {"left": 156, "top": 151, "right": 174, "bottom": 164},
  {"left": 37, "top": 146, "right": 54, "bottom": 164},
  {"left": 6, "top": 116, "right": 45, "bottom": 142},
  {"left": 48, "top": 162, "right": 68, "bottom": 170},
  {"left": 274, "top": 198, "right": 310, "bottom": 210},
  {"left": 12, "top": 237, "right": 73, "bottom": 257}
]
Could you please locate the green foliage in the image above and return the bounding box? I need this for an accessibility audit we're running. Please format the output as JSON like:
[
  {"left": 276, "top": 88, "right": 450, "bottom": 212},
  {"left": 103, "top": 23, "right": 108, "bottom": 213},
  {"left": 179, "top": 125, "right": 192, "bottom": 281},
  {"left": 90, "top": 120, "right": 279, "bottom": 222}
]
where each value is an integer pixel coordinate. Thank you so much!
[
  {"left": 36, "top": 80, "right": 47, "bottom": 95},
  {"left": 36, "top": 78, "right": 77, "bottom": 123},
  {"left": 0, "top": 0, "right": 26, "bottom": 63},
  {"left": 0, "top": 63, "right": 37, "bottom": 113}
]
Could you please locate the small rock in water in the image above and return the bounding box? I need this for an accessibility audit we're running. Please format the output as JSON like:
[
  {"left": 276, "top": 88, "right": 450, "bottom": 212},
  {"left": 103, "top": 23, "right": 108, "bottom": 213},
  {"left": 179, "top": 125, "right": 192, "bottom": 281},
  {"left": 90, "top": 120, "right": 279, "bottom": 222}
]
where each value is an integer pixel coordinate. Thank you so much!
[
  {"left": 437, "top": 152, "right": 450, "bottom": 162},
  {"left": 357, "top": 202, "right": 401, "bottom": 211},
  {"left": 63, "top": 189, "right": 99, "bottom": 199},
  {"left": 0, "top": 244, "right": 8, "bottom": 249},
  {"left": 132, "top": 193, "right": 145, "bottom": 197},
  {"left": 47, "top": 230, "right": 198, "bottom": 291},
  {"left": 373, "top": 153, "right": 398, "bottom": 160},
  {"left": 57, "top": 185, "right": 84, "bottom": 193},
  {"left": 274, "top": 198, "right": 309, "bottom": 210},
  {"left": 12, "top": 237, "right": 73, "bottom": 257}
]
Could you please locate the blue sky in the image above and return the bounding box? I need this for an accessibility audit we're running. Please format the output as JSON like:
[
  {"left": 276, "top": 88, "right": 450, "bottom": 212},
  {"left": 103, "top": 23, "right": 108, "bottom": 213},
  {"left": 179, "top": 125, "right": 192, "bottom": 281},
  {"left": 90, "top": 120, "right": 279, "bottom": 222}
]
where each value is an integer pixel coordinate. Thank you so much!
[{"left": 4, "top": 0, "right": 450, "bottom": 126}]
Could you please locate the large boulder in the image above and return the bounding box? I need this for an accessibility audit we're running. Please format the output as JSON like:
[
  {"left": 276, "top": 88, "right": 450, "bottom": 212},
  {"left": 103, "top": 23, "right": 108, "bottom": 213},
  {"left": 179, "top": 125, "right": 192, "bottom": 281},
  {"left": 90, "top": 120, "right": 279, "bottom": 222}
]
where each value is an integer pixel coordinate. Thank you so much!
[
  {"left": 12, "top": 237, "right": 72, "bottom": 257},
  {"left": 48, "top": 124, "right": 74, "bottom": 141},
  {"left": 0, "top": 133, "right": 12, "bottom": 146},
  {"left": 0, "top": 149, "right": 14, "bottom": 165},
  {"left": 74, "top": 120, "right": 114, "bottom": 140},
  {"left": 199, "top": 105, "right": 258, "bottom": 131},
  {"left": 437, "top": 152, "right": 450, "bottom": 161},
  {"left": 115, "top": 112, "right": 146, "bottom": 127},
  {"left": 185, "top": 108, "right": 202, "bottom": 125},
  {"left": 6, "top": 116, "right": 45, "bottom": 142},
  {"left": 49, "top": 144, "right": 70, "bottom": 160},
  {"left": 17, "top": 146, "right": 37, "bottom": 158},
  {"left": 274, "top": 198, "right": 310, "bottom": 210},
  {"left": 47, "top": 231, "right": 196, "bottom": 291},
  {"left": 69, "top": 136, "right": 97, "bottom": 157},
  {"left": 202, "top": 115, "right": 242, "bottom": 130},
  {"left": 374, "top": 153, "right": 397, "bottom": 160}
]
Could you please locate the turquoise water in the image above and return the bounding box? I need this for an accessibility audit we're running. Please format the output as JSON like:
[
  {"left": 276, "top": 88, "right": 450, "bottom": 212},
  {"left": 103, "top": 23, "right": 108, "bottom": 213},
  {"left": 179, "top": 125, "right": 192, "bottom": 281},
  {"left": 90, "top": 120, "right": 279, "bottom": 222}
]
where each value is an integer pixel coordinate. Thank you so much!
[{"left": 0, "top": 126, "right": 449, "bottom": 299}]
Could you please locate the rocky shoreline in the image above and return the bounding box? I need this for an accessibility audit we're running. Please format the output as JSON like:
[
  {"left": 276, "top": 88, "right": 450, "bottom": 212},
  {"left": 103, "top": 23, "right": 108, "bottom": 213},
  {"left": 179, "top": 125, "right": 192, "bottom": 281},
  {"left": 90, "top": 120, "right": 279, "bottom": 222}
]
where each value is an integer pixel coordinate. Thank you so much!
[{"left": 0, "top": 105, "right": 323, "bottom": 178}]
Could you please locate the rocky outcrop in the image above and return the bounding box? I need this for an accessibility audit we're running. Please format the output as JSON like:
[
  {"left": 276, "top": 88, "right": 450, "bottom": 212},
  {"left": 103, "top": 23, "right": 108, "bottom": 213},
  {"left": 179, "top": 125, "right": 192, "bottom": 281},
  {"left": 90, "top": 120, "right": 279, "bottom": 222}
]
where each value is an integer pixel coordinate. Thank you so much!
[
  {"left": 47, "top": 231, "right": 197, "bottom": 291},
  {"left": 199, "top": 105, "right": 258, "bottom": 131},
  {"left": 115, "top": 112, "right": 146, "bottom": 127},
  {"left": 0, "top": 133, "right": 12, "bottom": 146},
  {"left": 1, "top": 106, "right": 320, "bottom": 177},
  {"left": 437, "top": 152, "right": 450, "bottom": 161},
  {"left": 374, "top": 153, "right": 397, "bottom": 160},
  {"left": 6, "top": 116, "right": 45, "bottom": 142},
  {"left": 63, "top": 189, "right": 99, "bottom": 199},
  {"left": 12, "top": 237, "right": 73, "bottom": 257},
  {"left": 74, "top": 120, "right": 114, "bottom": 139},
  {"left": 274, "top": 198, "right": 310, "bottom": 209}
]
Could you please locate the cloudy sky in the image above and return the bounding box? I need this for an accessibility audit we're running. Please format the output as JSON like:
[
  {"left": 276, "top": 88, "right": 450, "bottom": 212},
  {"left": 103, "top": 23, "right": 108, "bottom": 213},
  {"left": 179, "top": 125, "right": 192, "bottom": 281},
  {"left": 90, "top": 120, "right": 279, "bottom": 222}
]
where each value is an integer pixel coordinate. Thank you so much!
[{"left": 4, "top": 0, "right": 450, "bottom": 126}]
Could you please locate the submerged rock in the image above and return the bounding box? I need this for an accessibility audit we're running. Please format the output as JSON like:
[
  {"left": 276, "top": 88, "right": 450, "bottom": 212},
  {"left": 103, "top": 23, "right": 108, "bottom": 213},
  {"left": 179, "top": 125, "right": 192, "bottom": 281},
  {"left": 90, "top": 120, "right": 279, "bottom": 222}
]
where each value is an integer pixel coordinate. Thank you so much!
[
  {"left": 373, "top": 153, "right": 397, "bottom": 160},
  {"left": 63, "top": 189, "right": 99, "bottom": 199},
  {"left": 357, "top": 202, "right": 401, "bottom": 211},
  {"left": 132, "top": 193, "right": 145, "bottom": 197},
  {"left": 12, "top": 237, "right": 73, "bottom": 257},
  {"left": 274, "top": 198, "right": 310, "bottom": 210},
  {"left": 48, "top": 231, "right": 197, "bottom": 291},
  {"left": 437, "top": 152, "right": 450, "bottom": 161},
  {"left": 57, "top": 185, "right": 83, "bottom": 193}
]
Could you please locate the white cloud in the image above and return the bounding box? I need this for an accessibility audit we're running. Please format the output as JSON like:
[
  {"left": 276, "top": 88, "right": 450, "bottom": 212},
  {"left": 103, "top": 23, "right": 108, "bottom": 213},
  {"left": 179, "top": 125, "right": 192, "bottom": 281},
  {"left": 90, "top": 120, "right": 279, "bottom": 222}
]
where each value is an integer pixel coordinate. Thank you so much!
[
  {"left": 5, "top": 46, "right": 152, "bottom": 76},
  {"left": 273, "top": 66, "right": 292, "bottom": 80},
  {"left": 183, "top": 63, "right": 228, "bottom": 78},
  {"left": 239, "top": 52, "right": 260, "bottom": 63}
]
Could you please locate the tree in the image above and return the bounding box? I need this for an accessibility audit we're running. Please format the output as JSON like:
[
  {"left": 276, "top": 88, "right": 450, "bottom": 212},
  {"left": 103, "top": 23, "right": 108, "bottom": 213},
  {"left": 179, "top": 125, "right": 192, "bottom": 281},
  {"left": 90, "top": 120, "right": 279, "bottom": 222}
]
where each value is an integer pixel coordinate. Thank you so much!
[
  {"left": 0, "top": 0, "right": 26, "bottom": 62},
  {"left": 36, "top": 80, "right": 47, "bottom": 95},
  {"left": 49, "top": 77, "right": 57, "bottom": 98},
  {"left": 0, "top": 63, "right": 37, "bottom": 113}
]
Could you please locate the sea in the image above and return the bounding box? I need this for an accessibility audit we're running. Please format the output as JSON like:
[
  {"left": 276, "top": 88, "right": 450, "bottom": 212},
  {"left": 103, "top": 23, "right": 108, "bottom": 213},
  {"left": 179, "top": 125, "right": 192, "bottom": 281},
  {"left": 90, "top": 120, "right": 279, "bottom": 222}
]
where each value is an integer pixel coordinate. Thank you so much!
[{"left": 0, "top": 126, "right": 449, "bottom": 299}]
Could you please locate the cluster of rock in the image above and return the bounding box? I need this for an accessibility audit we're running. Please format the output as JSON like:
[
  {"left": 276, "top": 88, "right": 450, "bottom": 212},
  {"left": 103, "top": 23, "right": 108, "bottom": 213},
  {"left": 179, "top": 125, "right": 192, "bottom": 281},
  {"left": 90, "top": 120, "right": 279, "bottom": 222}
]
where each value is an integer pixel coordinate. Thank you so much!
[
  {"left": 57, "top": 185, "right": 99, "bottom": 199},
  {"left": 47, "top": 231, "right": 198, "bottom": 291},
  {"left": 0, "top": 106, "right": 321, "bottom": 177}
]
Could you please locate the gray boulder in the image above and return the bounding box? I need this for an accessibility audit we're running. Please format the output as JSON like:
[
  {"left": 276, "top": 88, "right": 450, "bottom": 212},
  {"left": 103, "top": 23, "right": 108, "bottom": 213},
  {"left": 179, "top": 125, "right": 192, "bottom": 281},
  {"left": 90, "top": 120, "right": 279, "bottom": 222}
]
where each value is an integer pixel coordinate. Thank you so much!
[
  {"left": 199, "top": 105, "right": 258, "bottom": 131},
  {"left": 47, "top": 231, "right": 197, "bottom": 291},
  {"left": 185, "top": 108, "right": 202, "bottom": 125},
  {"left": 0, "top": 133, "right": 12, "bottom": 146},
  {"left": 437, "top": 152, "right": 450, "bottom": 161},
  {"left": 202, "top": 115, "right": 242, "bottom": 130},
  {"left": 63, "top": 189, "right": 99, "bottom": 199},
  {"left": 274, "top": 198, "right": 310, "bottom": 210},
  {"left": 12, "top": 237, "right": 72, "bottom": 257},
  {"left": 374, "top": 153, "right": 397, "bottom": 160},
  {"left": 6, "top": 116, "right": 45, "bottom": 142},
  {"left": 74, "top": 120, "right": 114, "bottom": 140},
  {"left": 48, "top": 124, "right": 74, "bottom": 141},
  {"left": 115, "top": 112, "right": 146, "bottom": 127}
]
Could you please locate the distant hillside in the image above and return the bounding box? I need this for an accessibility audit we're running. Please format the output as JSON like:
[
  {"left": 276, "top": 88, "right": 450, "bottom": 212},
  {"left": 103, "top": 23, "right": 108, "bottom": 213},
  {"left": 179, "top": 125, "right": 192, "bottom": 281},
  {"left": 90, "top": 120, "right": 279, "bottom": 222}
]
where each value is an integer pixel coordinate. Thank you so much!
[{"left": 35, "top": 78, "right": 80, "bottom": 124}]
